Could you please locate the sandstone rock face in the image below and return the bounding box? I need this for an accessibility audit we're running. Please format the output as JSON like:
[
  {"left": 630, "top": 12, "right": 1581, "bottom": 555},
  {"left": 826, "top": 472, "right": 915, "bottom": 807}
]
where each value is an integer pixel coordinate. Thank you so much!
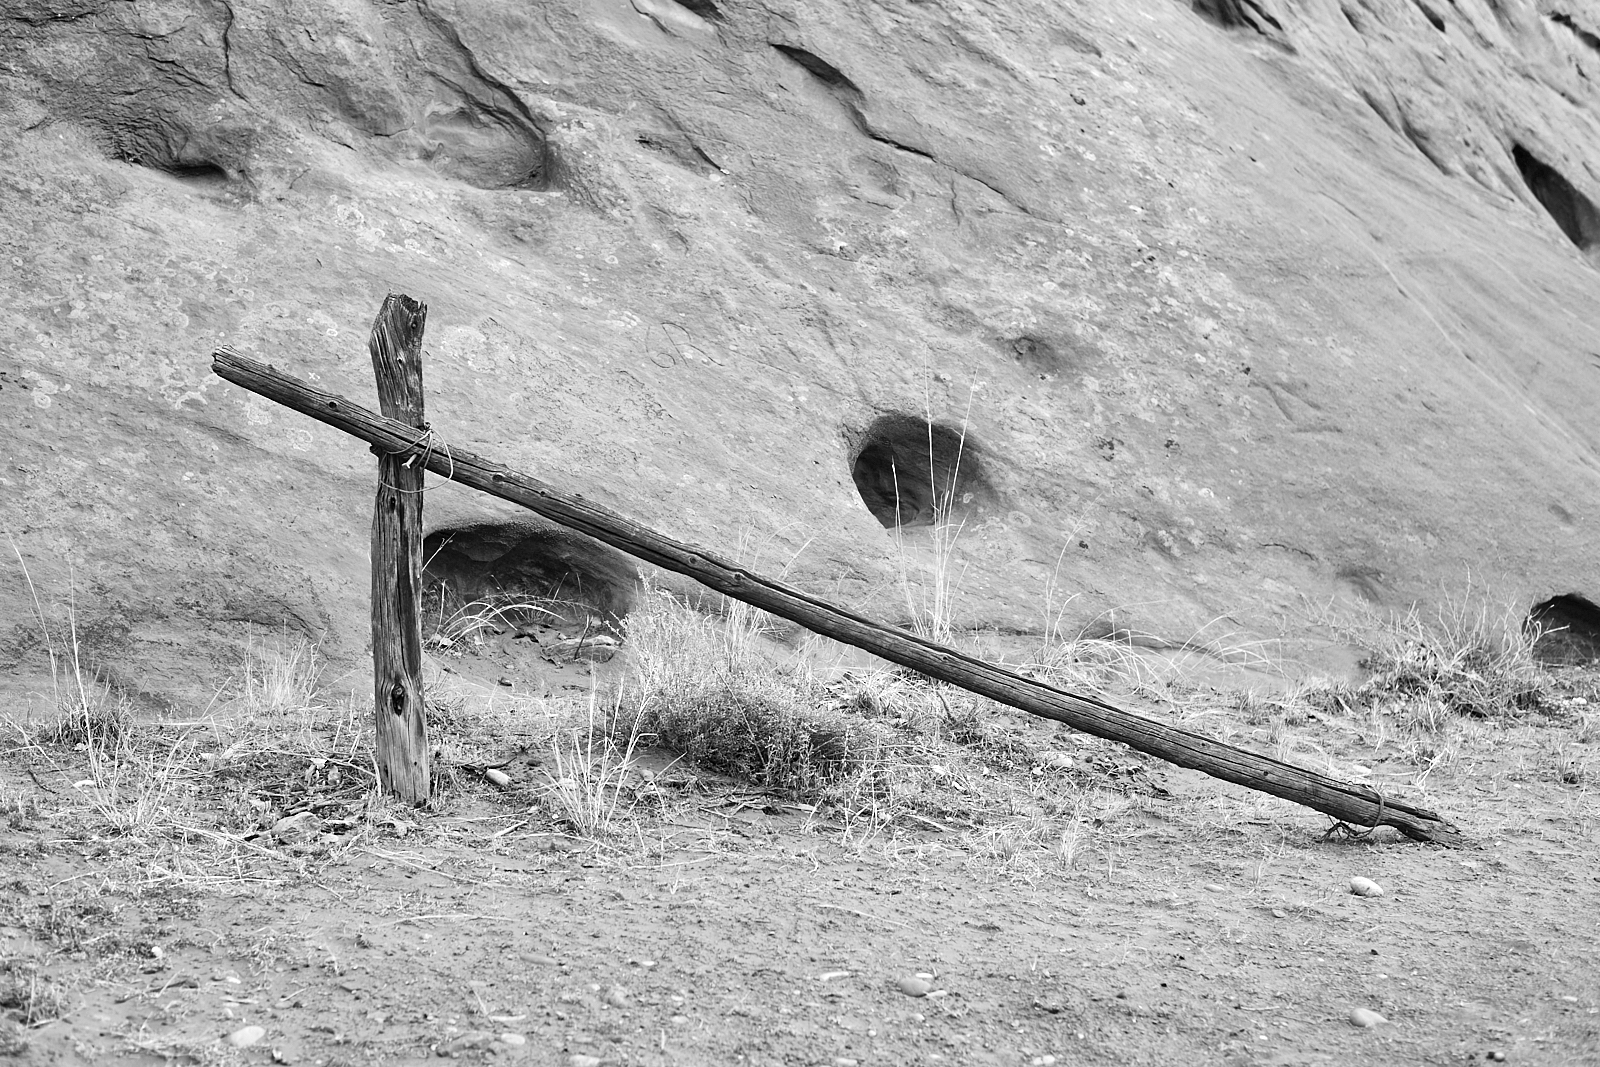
[{"left": 2, "top": 0, "right": 1598, "bottom": 708}]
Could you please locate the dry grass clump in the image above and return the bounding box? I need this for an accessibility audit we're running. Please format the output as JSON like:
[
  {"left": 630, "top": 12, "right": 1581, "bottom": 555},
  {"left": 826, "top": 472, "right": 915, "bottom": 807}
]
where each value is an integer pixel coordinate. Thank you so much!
[
  {"left": 619, "top": 573, "right": 1182, "bottom": 846},
  {"left": 542, "top": 697, "right": 645, "bottom": 839},
  {"left": 827, "top": 671, "right": 1050, "bottom": 774},
  {"left": 1213, "top": 595, "right": 1600, "bottom": 785},
  {"left": 1, "top": 626, "right": 420, "bottom": 885},
  {"left": 1299, "top": 598, "right": 1554, "bottom": 731},
  {"left": 621, "top": 582, "right": 896, "bottom": 800},
  {"left": 422, "top": 585, "right": 569, "bottom": 651},
  {"left": 639, "top": 678, "right": 886, "bottom": 795},
  {"left": 1337, "top": 598, "right": 1548, "bottom": 713},
  {"left": 0, "top": 961, "right": 64, "bottom": 1057},
  {"left": 1020, "top": 632, "right": 1155, "bottom": 699}
]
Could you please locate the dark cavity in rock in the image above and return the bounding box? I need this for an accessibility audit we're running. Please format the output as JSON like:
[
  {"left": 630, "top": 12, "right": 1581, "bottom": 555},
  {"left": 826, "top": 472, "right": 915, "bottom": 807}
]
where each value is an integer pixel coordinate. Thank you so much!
[
  {"left": 1548, "top": 12, "right": 1600, "bottom": 55},
  {"left": 1412, "top": 0, "right": 1446, "bottom": 32},
  {"left": 1511, "top": 144, "right": 1600, "bottom": 252},
  {"left": 113, "top": 136, "right": 232, "bottom": 185},
  {"left": 160, "top": 160, "right": 230, "bottom": 184},
  {"left": 675, "top": 0, "right": 722, "bottom": 21},
  {"left": 850, "top": 414, "right": 990, "bottom": 529},
  {"left": 422, "top": 520, "right": 639, "bottom": 630},
  {"left": 1192, "top": 0, "right": 1291, "bottom": 47},
  {"left": 1528, "top": 593, "right": 1600, "bottom": 665},
  {"left": 771, "top": 44, "right": 861, "bottom": 95}
]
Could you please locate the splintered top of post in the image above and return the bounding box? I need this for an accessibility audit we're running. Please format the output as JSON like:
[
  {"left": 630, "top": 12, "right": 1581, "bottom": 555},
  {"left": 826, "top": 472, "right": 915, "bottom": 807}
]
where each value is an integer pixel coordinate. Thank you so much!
[{"left": 369, "top": 293, "right": 428, "bottom": 423}]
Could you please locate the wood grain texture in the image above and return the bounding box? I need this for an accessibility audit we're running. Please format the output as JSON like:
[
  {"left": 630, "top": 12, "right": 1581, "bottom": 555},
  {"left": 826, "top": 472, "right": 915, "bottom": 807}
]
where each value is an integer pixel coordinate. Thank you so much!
[
  {"left": 366, "top": 295, "right": 431, "bottom": 803},
  {"left": 213, "top": 347, "right": 1468, "bottom": 845}
]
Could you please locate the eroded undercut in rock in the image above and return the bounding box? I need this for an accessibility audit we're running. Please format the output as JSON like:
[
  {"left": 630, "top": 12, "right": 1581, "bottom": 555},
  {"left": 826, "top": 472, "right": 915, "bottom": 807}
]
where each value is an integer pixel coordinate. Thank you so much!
[
  {"left": 1511, "top": 144, "right": 1600, "bottom": 252},
  {"left": 771, "top": 44, "right": 861, "bottom": 95},
  {"left": 1528, "top": 593, "right": 1600, "bottom": 664},
  {"left": 109, "top": 125, "right": 234, "bottom": 186},
  {"left": 1190, "top": 0, "right": 1293, "bottom": 48},
  {"left": 422, "top": 520, "right": 640, "bottom": 632},
  {"left": 676, "top": 0, "right": 722, "bottom": 20},
  {"left": 850, "top": 415, "right": 990, "bottom": 529}
]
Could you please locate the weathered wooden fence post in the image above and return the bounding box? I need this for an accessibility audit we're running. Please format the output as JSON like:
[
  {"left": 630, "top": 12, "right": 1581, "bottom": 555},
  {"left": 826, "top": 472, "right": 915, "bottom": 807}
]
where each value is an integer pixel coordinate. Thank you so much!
[{"left": 368, "top": 294, "right": 431, "bottom": 802}]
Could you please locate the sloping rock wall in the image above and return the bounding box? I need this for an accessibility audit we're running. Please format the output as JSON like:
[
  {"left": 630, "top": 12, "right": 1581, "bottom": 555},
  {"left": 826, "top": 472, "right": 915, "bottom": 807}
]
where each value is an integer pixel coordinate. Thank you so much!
[{"left": 2, "top": 0, "right": 1598, "bottom": 709}]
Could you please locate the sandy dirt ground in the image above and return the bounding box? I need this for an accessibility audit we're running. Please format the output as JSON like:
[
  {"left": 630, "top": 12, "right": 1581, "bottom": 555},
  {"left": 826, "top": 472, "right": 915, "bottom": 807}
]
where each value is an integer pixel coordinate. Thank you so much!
[{"left": 3, "top": 648, "right": 1598, "bottom": 1067}]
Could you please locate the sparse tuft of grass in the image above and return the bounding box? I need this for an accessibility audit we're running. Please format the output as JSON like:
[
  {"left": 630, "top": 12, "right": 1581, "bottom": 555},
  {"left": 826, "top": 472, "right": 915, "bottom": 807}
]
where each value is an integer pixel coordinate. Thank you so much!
[
  {"left": 544, "top": 697, "right": 643, "bottom": 839},
  {"left": 0, "top": 961, "right": 66, "bottom": 1032},
  {"left": 1019, "top": 628, "right": 1155, "bottom": 699},
  {"left": 425, "top": 588, "right": 565, "bottom": 651},
  {"left": 239, "top": 632, "right": 322, "bottom": 715}
]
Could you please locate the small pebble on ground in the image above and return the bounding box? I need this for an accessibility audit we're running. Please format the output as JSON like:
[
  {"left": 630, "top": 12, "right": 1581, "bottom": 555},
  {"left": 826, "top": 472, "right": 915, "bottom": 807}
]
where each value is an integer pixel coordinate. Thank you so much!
[
  {"left": 896, "top": 975, "right": 932, "bottom": 997},
  {"left": 227, "top": 1025, "right": 266, "bottom": 1048}
]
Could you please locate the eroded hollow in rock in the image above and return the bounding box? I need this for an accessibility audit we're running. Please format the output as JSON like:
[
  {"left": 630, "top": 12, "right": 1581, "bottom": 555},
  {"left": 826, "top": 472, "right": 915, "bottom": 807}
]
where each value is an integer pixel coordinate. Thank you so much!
[
  {"left": 1511, "top": 144, "right": 1600, "bottom": 252},
  {"left": 1528, "top": 593, "right": 1600, "bottom": 665},
  {"left": 850, "top": 414, "right": 990, "bottom": 529},
  {"left": 161, "top": 160, "right": 230, "bottom": 184},
  {"left": 1010, "top": 335, "right": 1064, "bottom": 378},
  {"left": 422, "top": 520, "right": 639, "bottom": 634},
  {"left": 420, "top": 105, "right": 549, "bottom": 190},
  {"left": 114, "top": 139, "right": 232, "bottom": 185},
  {"left": 676, "top": 0, "right": 722, "bottom": 21},
  {"left": 1191, "top": 0, "right": 1290, "bottom": 44}
]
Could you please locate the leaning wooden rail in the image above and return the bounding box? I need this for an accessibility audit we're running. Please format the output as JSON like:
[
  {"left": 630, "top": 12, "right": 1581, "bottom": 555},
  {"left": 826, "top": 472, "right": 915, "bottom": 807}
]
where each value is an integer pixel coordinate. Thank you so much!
[{"left": 212, "top": 346, "right": 1466, "bottom": 846}]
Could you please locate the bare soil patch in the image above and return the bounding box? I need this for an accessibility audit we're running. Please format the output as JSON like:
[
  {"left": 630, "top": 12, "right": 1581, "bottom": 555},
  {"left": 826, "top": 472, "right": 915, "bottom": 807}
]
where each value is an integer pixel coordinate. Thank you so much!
[{"left": 4, "top": 601, "right": 1599, "bottom": 1066}]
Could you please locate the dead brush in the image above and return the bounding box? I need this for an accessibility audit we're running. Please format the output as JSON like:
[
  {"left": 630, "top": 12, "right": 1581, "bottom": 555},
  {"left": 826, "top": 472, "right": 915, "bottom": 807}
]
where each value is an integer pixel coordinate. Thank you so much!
[
  {"left": 422, "top": 584, "right": 570, "bottom": 651},
  {"left": 1311, "top": 592, "right": 1554, "bottom": 721},
  {"left": 0, "top": 963, "right": 66, "bottom": 1029},
  {"left": 203, "top": 637, "right": 381, "bottom": 826},
  {"left": 1356, "top": 635, "right": 1544, "bottom": 719},
  {"left": 32, "top": 687, "right": 132, "bottom": 751},
  {"left": 1280, "top": 593, "right": 1571, "bottom": 784},
  {"left": 6, "top": 680, "right": 184, "bottom": 839},
  {"left": 633, "top": 670, "right": 894, "bottom": 798},
  {"left": 819, "top": 670, "right": 1048, "bottom": 777},
  {"left": 2, "top": 625, "right": 397, "bottom": 884},
  {"left": 621, "top": 580, "right": 897, "bottom": 801}
]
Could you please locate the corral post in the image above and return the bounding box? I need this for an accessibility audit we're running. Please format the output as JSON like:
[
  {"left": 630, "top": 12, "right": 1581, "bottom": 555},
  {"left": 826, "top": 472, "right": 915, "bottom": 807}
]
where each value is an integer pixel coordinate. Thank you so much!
[
  {"left": 368, "top": 293, "right": 431, "bottom": 803},
  {"left": 211, "top": 346, "right": 1472, "bottom": 845}
]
